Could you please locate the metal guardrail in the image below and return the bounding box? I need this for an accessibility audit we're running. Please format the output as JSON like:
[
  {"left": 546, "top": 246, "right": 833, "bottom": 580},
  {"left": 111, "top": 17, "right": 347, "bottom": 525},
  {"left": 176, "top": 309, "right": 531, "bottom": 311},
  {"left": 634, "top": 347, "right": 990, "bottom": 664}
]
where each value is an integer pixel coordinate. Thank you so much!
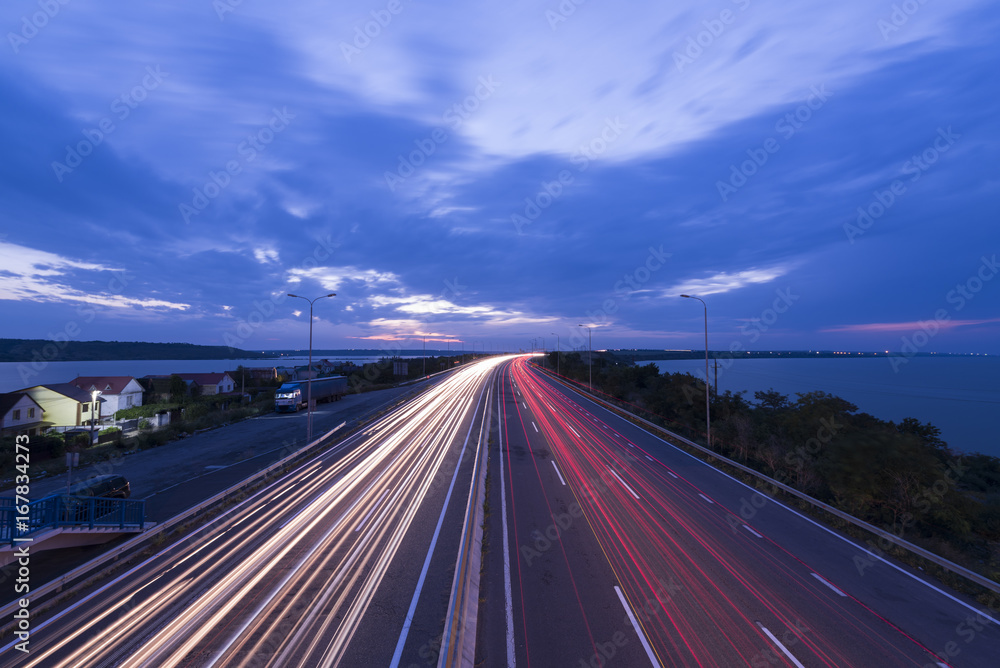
[
  {"left": 539, "top": 365, "right": 1000, "bottom": 597},
  {"left": 1, "top": 494, "right": 145, "bottom": 544}
]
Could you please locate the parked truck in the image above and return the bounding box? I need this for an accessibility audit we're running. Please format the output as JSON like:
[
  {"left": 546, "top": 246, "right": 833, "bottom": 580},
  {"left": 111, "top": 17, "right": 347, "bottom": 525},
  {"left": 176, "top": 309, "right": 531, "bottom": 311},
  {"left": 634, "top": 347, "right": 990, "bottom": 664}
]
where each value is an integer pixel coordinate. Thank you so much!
[{"left": 274, "top": 376, "right": 348, "bottom": 412}]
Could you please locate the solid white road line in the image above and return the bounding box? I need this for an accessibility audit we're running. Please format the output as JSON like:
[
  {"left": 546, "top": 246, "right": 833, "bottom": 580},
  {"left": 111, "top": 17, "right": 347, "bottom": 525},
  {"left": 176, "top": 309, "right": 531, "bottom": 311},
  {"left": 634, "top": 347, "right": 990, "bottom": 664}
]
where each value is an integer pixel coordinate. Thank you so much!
[
  {"left": 551, "top": 461, "right": 566, "bottom": 486},
  {"left": 811, "top": 572, "right": 847, "bottom": 597},
  {"left": 609, "top": 468, "right": 640, "bottom": 500},
  {"left": 743, "top": 525, "right": 763, "bottom": 539},
  {"left": 615, "top": 586, "right": 661, "bottom": 668},
  {"left": 758, "top": 624, "right": 805, "bottom": 668},
  {"left": 499, "top": 390, "right": 515, "bottom": 667},
  {"left": 389, "top": 380, "right": 489, "bottom": 667}
]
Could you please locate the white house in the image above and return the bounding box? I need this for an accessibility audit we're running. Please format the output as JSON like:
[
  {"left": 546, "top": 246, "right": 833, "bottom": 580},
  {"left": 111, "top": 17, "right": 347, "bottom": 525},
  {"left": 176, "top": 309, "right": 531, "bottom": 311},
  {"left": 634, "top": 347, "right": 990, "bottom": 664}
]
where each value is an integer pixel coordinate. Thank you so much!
[
  {"left": 174, "top": 373, "right": 237, "bottom": 395},
  {"left": 0, "top": 393, "right": 45, "bottom": 437},
  {"left": 71, "top": 376, "right": 145, "bottom": 420}
]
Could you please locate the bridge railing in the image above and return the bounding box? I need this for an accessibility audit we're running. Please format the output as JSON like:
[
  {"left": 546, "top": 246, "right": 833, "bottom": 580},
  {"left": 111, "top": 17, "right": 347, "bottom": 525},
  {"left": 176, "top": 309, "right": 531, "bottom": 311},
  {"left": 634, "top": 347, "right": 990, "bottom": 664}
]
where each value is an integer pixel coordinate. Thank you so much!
[{"left": 1, "top": 494, "right": 145, "bottom": 544}]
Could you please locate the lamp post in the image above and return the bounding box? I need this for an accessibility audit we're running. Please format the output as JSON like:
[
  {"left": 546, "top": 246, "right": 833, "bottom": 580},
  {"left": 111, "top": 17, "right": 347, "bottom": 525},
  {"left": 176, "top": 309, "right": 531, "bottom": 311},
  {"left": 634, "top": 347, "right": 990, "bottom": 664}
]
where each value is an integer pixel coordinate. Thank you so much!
[
  {"left": 577, "top": 325, "right": 592, "bottom": 390},
  {"left": 551, "top": 333, "right": 560, "bottom": 375},
  {"left": 288, "top": 292, "right": 336, "bottom": 444},
  {"left": 681, "top": 294, "right": 711, "bottom": 449},
  {"left": 90, "top": 389, "right": 101, "bottom": 445}
]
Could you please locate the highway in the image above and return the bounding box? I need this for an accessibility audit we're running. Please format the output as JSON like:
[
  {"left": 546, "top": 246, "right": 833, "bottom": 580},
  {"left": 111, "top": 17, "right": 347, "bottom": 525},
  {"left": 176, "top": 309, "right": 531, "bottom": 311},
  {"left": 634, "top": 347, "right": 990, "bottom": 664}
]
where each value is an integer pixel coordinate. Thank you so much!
[
  {"left": 4, "top": 354, "right": 998, "bottom": 666},
  {"left": 478, "top": 356, "right": 1000, "bottom": 667},
  {"left": 0, "top": 357, "right": 506, "bottom": 667}
]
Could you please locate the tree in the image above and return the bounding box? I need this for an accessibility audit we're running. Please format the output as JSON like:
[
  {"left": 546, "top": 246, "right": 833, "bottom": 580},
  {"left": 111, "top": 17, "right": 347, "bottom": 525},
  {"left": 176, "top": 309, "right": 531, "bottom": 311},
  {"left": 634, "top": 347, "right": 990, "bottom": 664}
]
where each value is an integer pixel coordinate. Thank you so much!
[{"left": 169, "top": 374, "right": 187, "bottom": 403}]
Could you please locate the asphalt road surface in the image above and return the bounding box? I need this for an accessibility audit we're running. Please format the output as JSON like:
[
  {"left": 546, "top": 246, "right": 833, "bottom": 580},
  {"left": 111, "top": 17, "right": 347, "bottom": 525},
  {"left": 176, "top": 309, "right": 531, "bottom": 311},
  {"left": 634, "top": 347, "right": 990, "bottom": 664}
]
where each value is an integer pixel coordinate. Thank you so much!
[{"left": 477, "top": 357, "right": 1000, "bottom": 667}]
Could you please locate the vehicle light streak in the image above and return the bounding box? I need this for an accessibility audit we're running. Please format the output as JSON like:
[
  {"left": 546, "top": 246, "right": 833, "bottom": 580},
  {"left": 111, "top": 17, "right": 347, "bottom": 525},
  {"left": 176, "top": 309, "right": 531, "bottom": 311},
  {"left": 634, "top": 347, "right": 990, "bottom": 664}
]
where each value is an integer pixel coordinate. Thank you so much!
[
  {"left": 505, "top": 358, "right": 951, "bottom": 667},
  {"left": 9, "top": 357, "right": 511, "bottom": 668}
]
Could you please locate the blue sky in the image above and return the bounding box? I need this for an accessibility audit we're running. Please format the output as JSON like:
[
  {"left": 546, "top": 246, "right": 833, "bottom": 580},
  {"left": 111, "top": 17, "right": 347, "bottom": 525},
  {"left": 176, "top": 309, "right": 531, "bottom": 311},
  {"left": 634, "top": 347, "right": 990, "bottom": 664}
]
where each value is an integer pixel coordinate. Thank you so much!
[{"left": 1, "top": 0, "right": 998, "bottom": 354}]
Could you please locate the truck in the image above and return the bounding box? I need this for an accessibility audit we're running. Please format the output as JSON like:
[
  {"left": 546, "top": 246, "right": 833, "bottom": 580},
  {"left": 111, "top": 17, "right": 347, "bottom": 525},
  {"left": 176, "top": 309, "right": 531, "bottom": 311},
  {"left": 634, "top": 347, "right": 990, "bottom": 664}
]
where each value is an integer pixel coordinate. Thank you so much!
[{"left": 274, "top": 376, "right": 348, "bottom": 412}]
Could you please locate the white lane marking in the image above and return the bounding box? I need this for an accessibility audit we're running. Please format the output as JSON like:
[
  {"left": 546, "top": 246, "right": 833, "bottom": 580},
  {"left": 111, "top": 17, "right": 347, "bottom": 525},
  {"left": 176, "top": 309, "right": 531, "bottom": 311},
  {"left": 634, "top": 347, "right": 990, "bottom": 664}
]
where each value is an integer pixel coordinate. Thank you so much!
[
  {"left": 666, "top": 470, "right": 678, "bottom": 479},
  {"left": 567, "top": 424, "right": 580, "bottom": 438},
  {"left": 698, "top": 493, "right": 714, "bottom": 504},
  {"left": 390, "top": 378, "right": 490, "bottom": 667},
  {"left": 551, "top": 461, "right": 566, "bottom": 486},
  {"left": 615, "top": 586, "right": 661, "bottom": 668},
  {"left": 743, "top": 525, "right": 763, "bottom": 539},
  {"left": 355, "top": 488, "right": 390, "bottom": 532},
  {"left": 645, "top": 456, "right": 653, "bottom": 462},
  {"left": 636, "top": 419, "right": 1000, "bottom": 627},
  {"left": 811, "top": 572, "right": 847, "bottom": 597},
  {"left": 522, "top": 402, "right": 527, "bottom": 409},
  {"left": 609, "top": 468, "right": 640, "bottom": 500},
  {"left": 758, "top": 624, "right": 805, "bottom": 668},
  {"left": 498, "top": 392, "right": 516, "bottom": 667},
  {"left": 532, "top": 421, "right": 539, "bottom": 433},
  {"left": 628, "top": 443, "right": 635, "bottom": 448}
]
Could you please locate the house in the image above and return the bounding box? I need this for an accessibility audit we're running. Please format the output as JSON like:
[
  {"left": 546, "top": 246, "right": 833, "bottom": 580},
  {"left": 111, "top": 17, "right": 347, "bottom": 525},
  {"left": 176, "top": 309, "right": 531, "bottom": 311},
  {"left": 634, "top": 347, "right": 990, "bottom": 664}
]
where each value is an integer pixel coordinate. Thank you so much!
[
  {"left": 0, "top": 393, "right": 45, "bottom": 437},
  {"left": 70, "top": 376, "right": 144, "bottom": 418},
  {"left": 18, "top": 383, "right": 104, "bottom": 432},
  {"left": 173, "top": 373, "right": 236, "bottom": 395}
]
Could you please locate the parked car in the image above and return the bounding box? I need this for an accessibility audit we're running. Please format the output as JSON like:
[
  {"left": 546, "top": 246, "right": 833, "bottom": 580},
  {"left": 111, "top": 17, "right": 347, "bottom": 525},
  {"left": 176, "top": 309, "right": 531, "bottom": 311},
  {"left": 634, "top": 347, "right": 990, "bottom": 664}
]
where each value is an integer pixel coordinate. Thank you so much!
[{"left": 68, "top": 474, "right": 131, "bottom": 499}]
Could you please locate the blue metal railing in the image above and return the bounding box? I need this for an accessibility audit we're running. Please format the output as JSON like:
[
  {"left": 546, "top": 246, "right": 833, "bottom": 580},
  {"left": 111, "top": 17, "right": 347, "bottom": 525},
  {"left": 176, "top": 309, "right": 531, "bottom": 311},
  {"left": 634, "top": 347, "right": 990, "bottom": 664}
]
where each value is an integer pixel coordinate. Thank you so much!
[{"left": 1, "top": 495, "right": 145, "bottom": 544}]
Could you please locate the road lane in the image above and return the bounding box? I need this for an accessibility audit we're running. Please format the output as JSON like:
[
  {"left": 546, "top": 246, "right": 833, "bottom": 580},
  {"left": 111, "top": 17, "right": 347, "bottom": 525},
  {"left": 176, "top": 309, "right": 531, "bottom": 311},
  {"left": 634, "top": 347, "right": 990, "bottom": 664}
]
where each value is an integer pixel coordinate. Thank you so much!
[
  {"left": 506, "top": 358, "right": 967, "bottom": 667},
  {"left": 0, "top": 358, "right": 505, "bottom": 667}
]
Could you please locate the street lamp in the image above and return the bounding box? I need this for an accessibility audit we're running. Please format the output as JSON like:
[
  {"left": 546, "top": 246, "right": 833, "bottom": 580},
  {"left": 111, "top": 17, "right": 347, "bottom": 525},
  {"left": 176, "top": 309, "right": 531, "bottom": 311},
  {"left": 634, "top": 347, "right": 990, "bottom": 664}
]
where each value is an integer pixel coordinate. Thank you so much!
[
  {"left": 681, "top": 294, "right": 711, "bottom": 449},
  {"left": 577, "top": 325, "right": 592, "bottom": 390},
  {"left": 288, "top": 292, "right": 336, "bottom": 444},
  {"left": 551, "top": 333, "right": 560, "bottom": 375},
  {"left": 90, "top": 389, "right": 101, "bottom": 445}
]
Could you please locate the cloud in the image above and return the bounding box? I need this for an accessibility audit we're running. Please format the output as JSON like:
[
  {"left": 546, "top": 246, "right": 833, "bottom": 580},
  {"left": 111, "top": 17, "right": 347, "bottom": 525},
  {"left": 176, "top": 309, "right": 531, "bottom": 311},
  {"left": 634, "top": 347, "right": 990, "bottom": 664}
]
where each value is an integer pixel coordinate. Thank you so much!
[
  {"left": 0, "top": 241, "right": 189, "bottom": 311},
  {"left": 821, "top": 318, "right": 1000, "bottom": 334},
  {"left": 664, "top": 265, "right": 791, "bottom": 297}
]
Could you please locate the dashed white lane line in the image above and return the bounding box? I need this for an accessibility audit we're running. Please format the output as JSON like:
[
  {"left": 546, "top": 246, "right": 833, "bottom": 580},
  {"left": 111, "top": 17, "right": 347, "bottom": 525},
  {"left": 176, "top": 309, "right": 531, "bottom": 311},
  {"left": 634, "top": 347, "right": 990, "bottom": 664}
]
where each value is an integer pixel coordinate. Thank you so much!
[
  {"left": 758, "top": 623, "right": 805, "bottom": 668},
  {"left": 666, "top": 470, "right": 679, "bottom": 479},
  {"left": 567, "top": 424, "right": 580, "bottom": 438},
  {"left": 645, "top": 456, "right": 653, "bottom": 462},
  {"left": 811, "top": 572, "right": 847, "bottom": 597},
  {"left": 609, "top": 468, "right": 640, "bottom": 500},
  {"left": 532, "top": 421, "right": 538, "bottom": 433},
  {"left": 522, "top": 402, "right": 527, "bottom": 409},
  {"left": 551, "top": 461, "right": 566, "bottom": 486},
  {"left": 743, "top": 525, "right": 763, "bottom": 539},
  {"left": 615, "top": 586, "right": 661, "bottom": 668},
  {"left": 698, "top": 493, "right": 714, "bottom": 504}
]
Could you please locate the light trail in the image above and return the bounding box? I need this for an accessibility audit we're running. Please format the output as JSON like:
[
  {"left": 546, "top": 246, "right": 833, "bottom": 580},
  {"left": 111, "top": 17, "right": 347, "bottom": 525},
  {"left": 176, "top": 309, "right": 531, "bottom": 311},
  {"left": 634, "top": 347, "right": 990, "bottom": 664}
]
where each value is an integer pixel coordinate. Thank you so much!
[
  {"left": 7, "top": 357, "right": 510, "bottom": 667},
  {"left": 505, "top": 357, "right": 954, "bottom": 667}
]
